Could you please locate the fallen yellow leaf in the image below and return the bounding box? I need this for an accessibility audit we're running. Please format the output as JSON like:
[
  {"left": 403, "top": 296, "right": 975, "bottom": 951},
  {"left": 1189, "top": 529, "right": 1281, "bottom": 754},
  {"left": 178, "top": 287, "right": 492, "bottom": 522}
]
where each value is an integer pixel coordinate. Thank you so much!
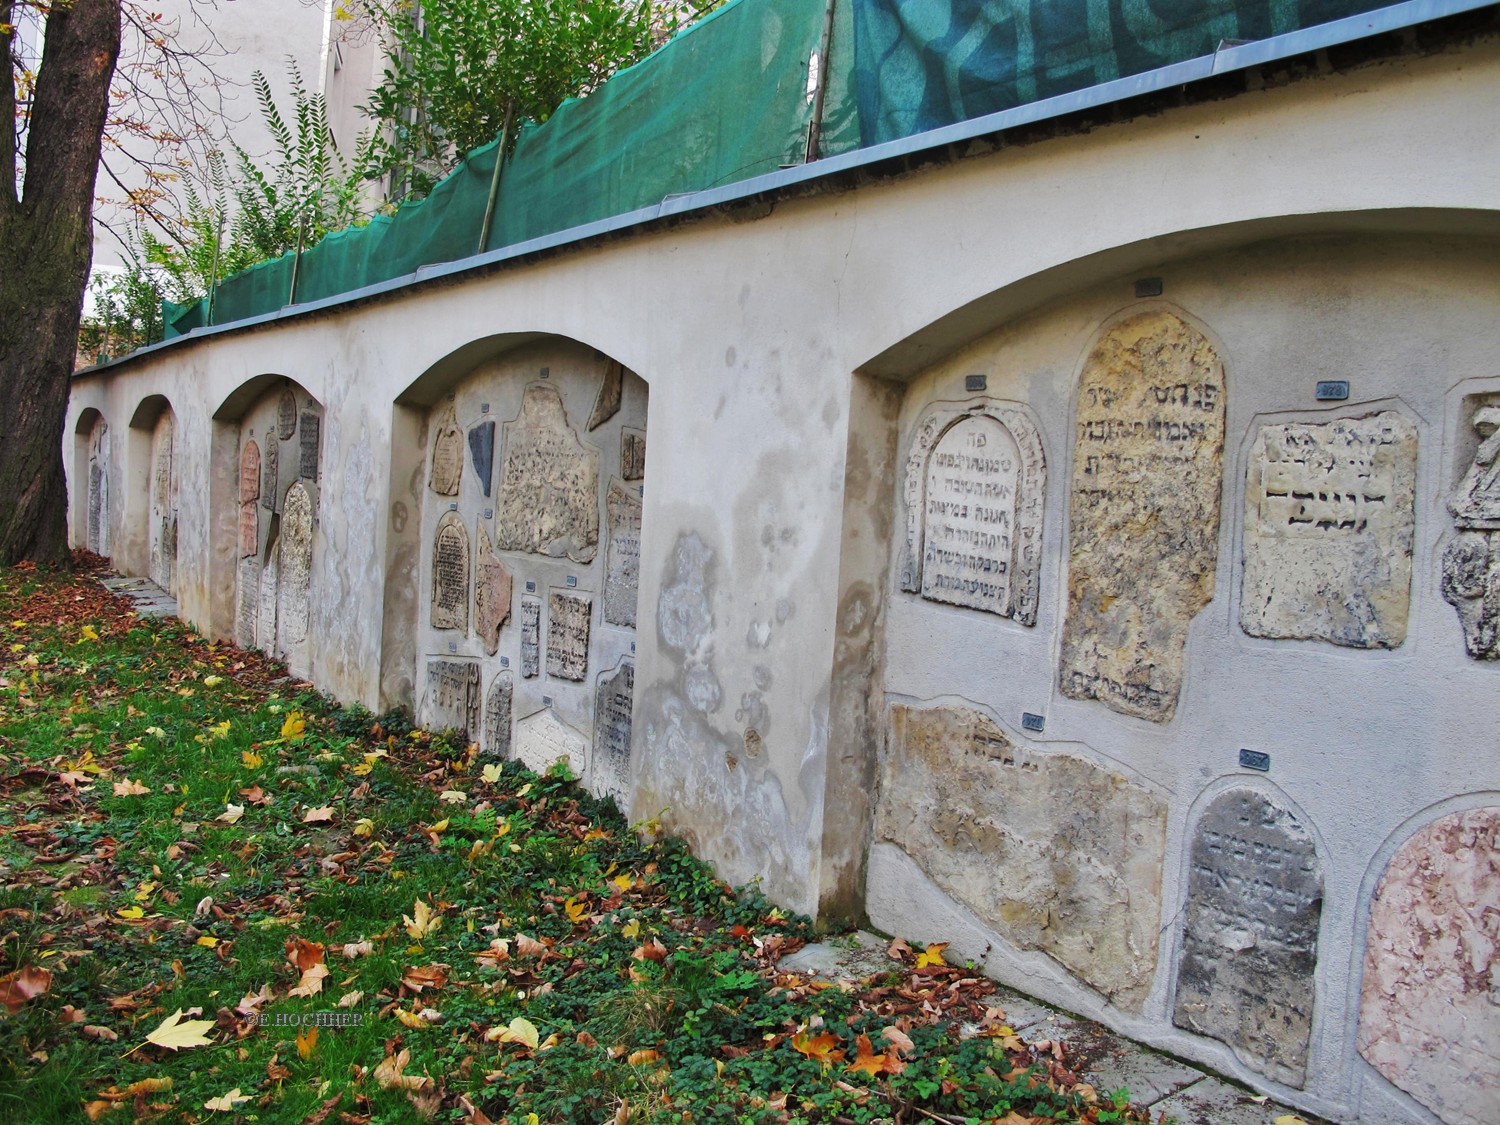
[
  {"left": 481, "top": 763, "right": 503, "bottom": 783},
  {"left": 195, "top": 936, "right": 219, "bottom": 948},
  {"left": 404, "top": 899, "right": 441, "bottom": 939},
  {"left": 488, "top": 1016, "right": 540, "bottom": 1049},
  {"left": 915, "top": 942, "right": 948, "bottom": 969},
  {"left": 79, "top": 625, "right": 100, "bottom": 643},
  {"left": 302, "top": 806, "right": 334, "bottom": 824},
  {"left": 116, "top": 906, "right": 145, "bottom": 920},
  {"left": 204, "top": 1088, "right": 249, "bottom": 1112},
  {"left": 242, "top": 750, "right": 263, "bottom": 769},
  {"left": 280, "top": 711, "right": 306, "bottom": 740},
  {"left": 112, "top": 778, "right": 150, "bottom": 796},
  {"left": 144, "top": 1009, "right": 215, "bottom": 1051},
  {"left": 296, "top": 1025, "right": 319, "bottom": 1059}
]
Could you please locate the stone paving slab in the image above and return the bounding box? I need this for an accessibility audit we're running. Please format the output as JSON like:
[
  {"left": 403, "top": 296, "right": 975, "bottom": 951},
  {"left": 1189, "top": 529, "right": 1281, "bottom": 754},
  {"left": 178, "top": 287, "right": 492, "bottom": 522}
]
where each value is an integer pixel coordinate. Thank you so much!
[
  {"left": 98, "top": 576, "right": 178, "bottom": 619},
  {"left": 1152, "top": 1076, "right": 1306, "bottom": 1125}
]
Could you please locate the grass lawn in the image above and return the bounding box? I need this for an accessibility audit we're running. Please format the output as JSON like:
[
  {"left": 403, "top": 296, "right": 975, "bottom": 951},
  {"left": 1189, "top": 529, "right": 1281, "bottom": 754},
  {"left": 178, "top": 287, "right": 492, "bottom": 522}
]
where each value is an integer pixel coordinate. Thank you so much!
[{"left": 0, "top": 557, "right": 1156, "bottom": 1125}]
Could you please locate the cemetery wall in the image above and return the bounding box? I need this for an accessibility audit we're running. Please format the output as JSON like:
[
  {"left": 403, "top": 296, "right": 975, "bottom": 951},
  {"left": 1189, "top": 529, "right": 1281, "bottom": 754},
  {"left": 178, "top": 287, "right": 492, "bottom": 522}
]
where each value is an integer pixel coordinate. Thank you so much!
[{"left": 62, "top": 35, "right": 1500, "bottom": 1125}]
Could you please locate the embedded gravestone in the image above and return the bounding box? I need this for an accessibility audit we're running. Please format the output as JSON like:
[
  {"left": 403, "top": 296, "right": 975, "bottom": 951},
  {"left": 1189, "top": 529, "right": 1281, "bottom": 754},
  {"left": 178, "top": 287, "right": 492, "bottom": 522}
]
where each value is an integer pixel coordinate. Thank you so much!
[
  {"left": 152, "top": 516, "right": 177, "bottom": 596},
  {"left": 484, "top": 674, "right": 513, "bottom": 759},
  {"left": 547, "top": 591, "right": 592, "bottom": 681},
  {"left": 431, "top": 513, "right": 470, "bottom": 631},
  {"left": 152, "top": 415, "right": 174, "bottom": 514},
  {"left": 514, "top": 707, "right": 587, "bottom": 777},
  {"left": 277, "top": 483, "right": 313, "bottom": 649},
  {"left": 494, "top": 384, "right": 600, "bottom": 563},
  {"left": 276, "top": 389, "right": 298, "bottom": 440},
  {"left": 258, "top": 545, "right": 280, "bottom": 656},
  {"left": 592, "top": 660, "right": 634, "bottom": 802},
  {"left": 298, "top": 412, "right": 321, "bottom": 482},
  {"left": 520, "top": 596, "right": 541, "bottom": 678},
  {"left": 899, "top": 403, "right": 1045, "bottom": 624},
  {"left": 1441, "top": 405, "right": 1500, "bottom": 658},
  {"left": 474, "top": 526, "right": 512, "bottom": 655},
  {"left": 1174, "top": 789, "right": 1322, "bottom": 1088},
  {"left": 1060, "top": 310, "right": 1225, "bottom": 722},
  {"left": 236, "top": 557, "right": 260, "bottom": 649},
  {"left": 240, "top": 501, "right": 259, "bottom": 558},
  {"left": 588, "top": 359, "right": 624, "bottom": 431},
  {"left": 604, "top": 481, "right": 641, "bottom": 628},
  {"left": 240, "top": 440, "right": 261, "bottom": 504},
  {"left": 875, "top": 703, "right": 1167, "bottom": 1010},
  {"left": 430, "top": 408, "right": 463, "bottom": 496},
  {"left": 262, "top": 439, "right": 279, "bottom": 511},
  {"left": 88, "top": 462, "right": 106, "bottom": 554},
  {"left": 1358, "top": 807, "right": 1500, "bottom": 1125},
  {"left": 426, "top": 659, "right": 481, "bottom": 738},
  {"left": 622, "top": 430, "right": 646, "bottom": 481},
  {"left": 468, "top": 421, "right": 496, "bottom": 497},
  {"left": 1241, "top": 413, "right": 1416, "bottom": 649}
]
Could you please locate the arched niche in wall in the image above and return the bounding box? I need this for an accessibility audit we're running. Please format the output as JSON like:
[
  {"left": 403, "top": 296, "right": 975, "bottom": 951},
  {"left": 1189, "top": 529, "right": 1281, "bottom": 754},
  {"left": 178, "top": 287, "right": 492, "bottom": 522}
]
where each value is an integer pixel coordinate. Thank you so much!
[
  {"left": 128, "top": 395, "right": 178, "bottom": 595},
  {"left": 388, "top": 334, "right": 648, "bottom": 810},
  {"left": 213, "top": 376, "right": 324, "bottom": 677},
  {"left": 74, "top": 408, "right": 111, "bottom": 557}
]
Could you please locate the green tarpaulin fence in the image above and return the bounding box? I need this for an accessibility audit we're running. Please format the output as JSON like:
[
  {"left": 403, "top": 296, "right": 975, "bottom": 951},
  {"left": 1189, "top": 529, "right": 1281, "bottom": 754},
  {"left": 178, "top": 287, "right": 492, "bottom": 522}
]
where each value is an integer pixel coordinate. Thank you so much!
[{"left": 165, "top": 0, "right": 1395, "bottom": 337}]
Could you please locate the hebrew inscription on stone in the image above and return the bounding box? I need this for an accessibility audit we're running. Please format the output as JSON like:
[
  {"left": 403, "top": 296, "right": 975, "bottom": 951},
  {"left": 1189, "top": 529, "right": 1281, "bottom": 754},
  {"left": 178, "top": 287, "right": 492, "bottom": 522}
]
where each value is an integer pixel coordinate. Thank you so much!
[
  {"left": 298, "top": 412, "right": 321, "bottom": 482},
  {"left": 258, "top": 546, "right": 280, "bottom": 657},
  {"left": 474, "top": 525, "right": 512, "bottom": 655},
  {"left": 875, "top": 704, "right": 1166, "bottom": 1010},
  {"left": 278, "top": 482, "right": 314, "bottom": 650},
  {"left": 277, "top": 389, "right": 298, "bottom": 440},
  {"left": 622, "top": 430, "right": 646, "bottom": 481},
  {"left": 262, "top": 439, "right": 279, "bottom": 511},
  {"left": 1241, "top": 413, "right": 1416, "bottom": 649},
  {"left": 1174, "top": 789, "right": 1322, "bottom": 1088},
  {"left": 604, "top": 481, "right": 642, "bottom": 628},
  {"left": 514, "top": 707, "right": 587, "bottom": 778},
  {"left": 431, "top": 512, "right": 470, "bottom": 631},
  {"left": 430, "top": 408, "right": 463, "bottom": 496},
  {"left": 1359, "top": 807, "right": 1500, "bottom": 1125},
  {"left": 1060, "top": 310, "right": 1225, "bottom": 722},
  {"left": 520, "top": 596, "right": 541, "bottom": 678},
  {"left": 592, "top": 660, "right": 634, "bottom": 802},
  {"left": 484, "top": 674, "right": 513, "bottom": 759},
  {"left": 547, "top": 591, "right": 592, "bottom": 681},
  {"left": 900, "top": 403, "right": 1045, "bottom": 625},
  {"left": 468, "top": 420, "right": 496, "bottom": 497},
  {"left": 426, "top": 659, "right": 481, "bottom": 738},
  {"left": 87, "top": 420, "right": 108, "bottom": 555},
  {"left": 240, "top": 440, "right": 261, "bottom": 504},
  {"left": 588, "top": 359, "right": 624, "bottom": 431},
  {"left": 240, "top": 501, "right": 259, "bottom": 559},
  {"left": 151, "top": 415, "right": 174, "bottom": 515},
  {"left": 1442, "top": 404, "right": 1500, "bottom": 658},
  {"left": 236, "top": 556, "right": 260, "bottom": 650},
  {"left": 494, "top": 384, "right": 600, "bottom": 563}
]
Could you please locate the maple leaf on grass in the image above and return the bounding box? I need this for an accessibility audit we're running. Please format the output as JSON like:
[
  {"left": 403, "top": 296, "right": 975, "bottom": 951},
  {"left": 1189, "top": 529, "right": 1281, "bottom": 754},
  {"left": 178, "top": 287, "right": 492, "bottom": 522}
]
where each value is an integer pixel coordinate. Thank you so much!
[
  {"left": 791, "top": 1027, "right": 845, "bottom": 1066},
  {"left": 486, "top": 1015, "right": 540, "bottom": 1050},
  {"left": 112, "top": 777, "right": 150, "bottom": 796},
  {"left": 204, "top": 1088, "right": 250, "bottom": 1112},
  {"left": 404, "top": 899, "right": 441, "bottom": 939},
  {"left": 143, "top": 1008, "right": 215, "bottom": 1051},
  {"left": 0, "top": 965, "right": 52, "bottom": 1013},
  {"left": 847, "top": 1032, "right": 903, "bottom": 1077},
  {"left": 374, "top": 1047, "right": 434, "bottom": 1091}
]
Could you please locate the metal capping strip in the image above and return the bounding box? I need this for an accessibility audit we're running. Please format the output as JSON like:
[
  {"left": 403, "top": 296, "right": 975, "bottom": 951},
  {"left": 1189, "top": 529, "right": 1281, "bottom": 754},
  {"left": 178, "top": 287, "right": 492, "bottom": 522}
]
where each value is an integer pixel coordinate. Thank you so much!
[{"left": 87, "top": 0, "right": 1495, "bottom": 371}]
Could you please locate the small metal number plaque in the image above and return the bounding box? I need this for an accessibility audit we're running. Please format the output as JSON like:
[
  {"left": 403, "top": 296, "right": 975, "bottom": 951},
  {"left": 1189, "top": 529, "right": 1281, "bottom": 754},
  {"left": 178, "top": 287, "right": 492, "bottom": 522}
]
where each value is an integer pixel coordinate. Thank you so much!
[
  {"left": 1239, "top": 748, "right": 1271, "bottom": 772},
  {"left": 1021, "top": 712, "right": 1045, "bottom": 733},
  {"left": 1315, "top": 381, "right": 1349, "bottom": 401}
]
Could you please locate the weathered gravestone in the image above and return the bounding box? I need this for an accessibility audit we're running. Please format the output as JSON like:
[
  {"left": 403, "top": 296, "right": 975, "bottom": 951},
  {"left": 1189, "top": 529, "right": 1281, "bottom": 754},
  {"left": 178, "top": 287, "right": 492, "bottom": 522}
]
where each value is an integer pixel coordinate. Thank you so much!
[
  {"left": 1241, "top": 413, "right": 1416, "bottom": 649},
  {"left": 474, "top": 526, "right": 512, "bottom": 655},
  {"left": 1441, "top": 405, "right": 1500, "bottom": 657},
  {"left": 899, "top": 402, "right": 1045, "bottom": 624},
  {"left": 426, "top": 659, "right": 482, "bottom": 738},
  {"left": 547, "top": 592, "right": 592, "bottom": 681},
  {"left": 278, "top": 482, "right": 314, "bottom": 650},
  {"left": 514, "top": 706, "right": 588, "bottom": 777},
  {"left": 298, "top": 412, "right": 321, "bottom": 482},
  {"left": 494, "top": 384, "right": 600, "bottom": 563},
  {"left": 1358, "top": 807, "right": 1500, "bottom": 1125},
  {"left": 588, "top": 359, "right": 624, "bottom": 431},
  {"left": 592, "top": 660, "right": 634, "bottom": 802},
  {"left": 239, "top": 439, "right": 261, "bottom": 559},
  {"left": 276, "top": 389, "right": 298, "bottom": 440},
  {"left": 87, "top": 419, "right": 109, "bottom": 555},
  {"left": 262, "top": 439, "right": 279, "bottom": 512},
  {"left": 468, "top": 421, "right": 496, "bottom": 497},
  {"left": 431, "top": 513, "right": 470, "bottom": 631},
  {"left": 875, "top": 703, "right": 1167, "bottom": 1010},
  {"left": 622, "top": 429, "right": 646, "bottom": 481},
  {"left": 236, "top": 557, "right": 260, "bottom": 649},
  {"left": 258, "top": 545, "right": 280, "bottom": 656},
  {"left": 430, "top": 407, "right": 463, "bottom": 496},
  {"left": 1060, "top": 310, "right": 1225, "bottom": 722},
  {"left": 520, "top": 596, "right": 541, "bottom": 678},
  {"left": 1173, "top": 789, "right": 1322, "bottom": 1087},
  {"left": 604, "top": 481, "right": 642, "bottom": 628},
  {"left": 484, "top": 673, "right": 513, "bottom": 759}
]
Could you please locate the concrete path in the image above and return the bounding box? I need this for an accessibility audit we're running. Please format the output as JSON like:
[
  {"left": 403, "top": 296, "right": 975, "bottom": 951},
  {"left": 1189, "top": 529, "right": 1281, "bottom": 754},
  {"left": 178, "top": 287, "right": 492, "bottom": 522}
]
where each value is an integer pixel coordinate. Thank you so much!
[
  {"left": 779, "top": 932, "right": 1327, "bottom": 1125},
  {"left": 97, "top": 575, "right": 178, "bottom": 619}
]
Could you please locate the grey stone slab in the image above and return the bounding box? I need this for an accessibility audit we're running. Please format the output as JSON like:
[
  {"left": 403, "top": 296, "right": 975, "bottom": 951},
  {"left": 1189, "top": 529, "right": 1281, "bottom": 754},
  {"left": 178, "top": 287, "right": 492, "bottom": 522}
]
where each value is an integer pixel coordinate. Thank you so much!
[
  {"left": 1150, "top": 1077, "right": 1307, "bottom": 1125},
  {"left": 778, "top": 931, "right": 893, "bottom": 984},
  {"left": 1077, "top": 1041, "right": 1203, "bottom": 1105},
  {"left": 965, "top": 987, "right": 1058, "bottom": 1033},
  {"left": 1016, "top": 1014, "right": 1086, "bottom": 1046}
]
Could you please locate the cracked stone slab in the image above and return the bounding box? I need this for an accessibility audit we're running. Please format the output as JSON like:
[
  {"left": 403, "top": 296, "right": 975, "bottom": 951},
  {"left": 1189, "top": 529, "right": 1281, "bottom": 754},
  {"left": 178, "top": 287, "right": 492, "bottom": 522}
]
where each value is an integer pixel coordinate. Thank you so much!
[
  {"left": 1073, "top": 1038, "right": 1204, "bottom": 1106},
  {"left": 1150, "top": 1077, "right": 1321, "bottom": 1125},
  {"left": 778, "top": 931, "right": 897, "bottom": 984}
]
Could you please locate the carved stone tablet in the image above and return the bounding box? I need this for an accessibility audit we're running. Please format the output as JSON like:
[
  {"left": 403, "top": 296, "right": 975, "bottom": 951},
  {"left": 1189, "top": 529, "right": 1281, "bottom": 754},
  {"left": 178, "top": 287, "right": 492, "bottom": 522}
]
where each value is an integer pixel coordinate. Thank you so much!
[
  {"left": 588, "top": 359, "right": 624, "bottom": 431},
  {"left": 520, "top": 596, "right": 541, "bottom": 678},
  {"left": 430, "top": 408, "right": 463, "bottom": 496},
  {"left": 1174, "top": 790, "right": 1322, "bottom": 1087},
  {"left": 900, "top": 403, "right": 1045, "bottom": 624},
  {"left": 240, "top": 440, "right": 261, "bottom": 504},
  {"left": 875, "top": 704, "right": 1167, "bottom": 1010},
  {"left": 547, "top": 591, "right": 591, "bottom": 681},
  {"left": 1359, "top": 807, "right": 1500, "bottom": 1125},
  {"left": 604, "top": 481, "right": 642, "bottom": 628},
  {"left": 622, "top": 429, "right": 646, "bottom": 481},
  {"left": 468, "top": 421, "right": 496, "bottom": 497},
  {"left": 86, "top": 419, "right": 109, "bottom": 556},
  {"left": 151, "top": 414, "right": 174, "bottom": 515},
  {"left": 236, "top": 556, "right": 260, "bottom": 650},
  {"left": 298, "top": 411, "right": 321, "bottom": 482},
  {"left": 514, "top": 707, "right": 587, "bottom": 778},
  {"left": 474, "top": 525, "right": 512, "bottom": 655},
  {"left": 484, "top": 673, "right": 513, "bottom": 759},
  {"left": 1442, "top": 405, "right": 1500, "bottom": 658},
  {"left": 262, "top": 439, "right": 279, "bottom": 511},
  {"left": 1060, "top": 310, "right": 1225, "bottom": 722},
  {"left": 258, "top": 544, "right": 280, "bottom": 656},
  {"left": 277, "top": 389, "right": 298, "bottom": 440},
  {"left": 1241, "top": 413, "right": 1416, "bottom": 649},
  {"left": 592, "top": 660, "right": 634, "bottom": 802},
  {"left": 277, "top": 482, "right": 313, "bottom": 649},
  {"left": 431, "top": 512, "right": 470, "bottom": 631},
  {"left": 425, "top": 659, "right": 481, "bottom": 738},
  {"left": 494, "top": 384, "right": 600, "bottom": 563},
  {"left": 239, "top": 502, "right": 259, "bottom": 559}
]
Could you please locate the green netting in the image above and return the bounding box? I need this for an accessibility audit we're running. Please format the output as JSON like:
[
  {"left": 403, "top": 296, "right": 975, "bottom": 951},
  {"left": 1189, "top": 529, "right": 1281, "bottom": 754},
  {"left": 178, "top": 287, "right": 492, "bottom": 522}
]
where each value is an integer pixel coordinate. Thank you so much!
[{"left": 165, "top": 0, "right": 1400, "bottom": 336}]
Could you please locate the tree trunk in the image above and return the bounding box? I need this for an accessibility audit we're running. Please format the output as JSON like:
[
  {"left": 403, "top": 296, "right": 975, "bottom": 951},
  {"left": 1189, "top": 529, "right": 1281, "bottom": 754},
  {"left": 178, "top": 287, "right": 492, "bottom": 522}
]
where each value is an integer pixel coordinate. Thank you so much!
[{"left": 0, "top": 0, "right": 122, "bottom": 565}]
